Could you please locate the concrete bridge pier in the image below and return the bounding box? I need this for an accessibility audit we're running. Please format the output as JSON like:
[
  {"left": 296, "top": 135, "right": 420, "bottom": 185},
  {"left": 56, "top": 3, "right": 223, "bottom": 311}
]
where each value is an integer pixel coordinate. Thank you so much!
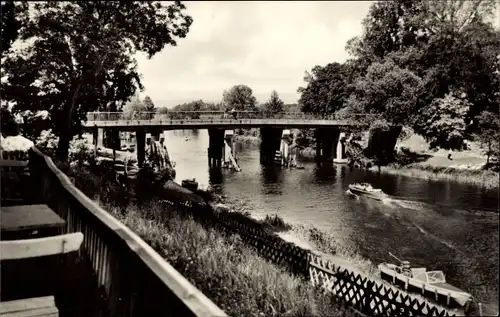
[
  {"left": 136, "top": 129, "right": 146, "bottom": 168},
  {"left": 149, "top": 129, "right": 163, "bottom": 142},
  {"left": 208, "top": 128, "right": 225, "bottom": 167},
  {"left": 222, "top": 130, "right": 240, "bottom": 170},
  {"left": 315, "top": 128, "right": 340, "bottom": 164},
  {"left": 333, "top": 132, "right": 348, "bottom": 164},
  {"left": 103, "top": 128, "right": 121, "bottom": 151},
  {"left": 92, "top": 127, "right": 104, "bottom": 153},
  {"left": 280, "top": 129, "right": 292, "bottom": 167},
  {"left": 260, "top": 127, "right": 283, "bottom": 165}
]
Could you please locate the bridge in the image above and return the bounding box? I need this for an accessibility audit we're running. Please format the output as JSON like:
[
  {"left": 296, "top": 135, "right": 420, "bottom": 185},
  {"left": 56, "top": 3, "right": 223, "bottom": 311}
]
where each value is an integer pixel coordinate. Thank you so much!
[
  {"left": 85, "top": 111, "right": 379, "bottom": 169},
  {"left": 84, "top": 111, "right": 367, "bottom": 129}
]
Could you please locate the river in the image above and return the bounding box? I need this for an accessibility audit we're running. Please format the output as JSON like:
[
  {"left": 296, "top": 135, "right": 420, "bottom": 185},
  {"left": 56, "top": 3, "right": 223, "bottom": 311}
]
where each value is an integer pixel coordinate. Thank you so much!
[{"left": 163, "top": 129, "right": 499, "bottom": 308}]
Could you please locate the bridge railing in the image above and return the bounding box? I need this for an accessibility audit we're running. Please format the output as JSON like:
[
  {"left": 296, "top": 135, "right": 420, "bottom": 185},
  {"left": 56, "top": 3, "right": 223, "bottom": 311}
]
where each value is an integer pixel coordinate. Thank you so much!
[
  {"left": 86, "top": 111, "right": 375, "bottom": 123},
  {"left": 28, "top": 147, "right": 228, "bottom": 317}
]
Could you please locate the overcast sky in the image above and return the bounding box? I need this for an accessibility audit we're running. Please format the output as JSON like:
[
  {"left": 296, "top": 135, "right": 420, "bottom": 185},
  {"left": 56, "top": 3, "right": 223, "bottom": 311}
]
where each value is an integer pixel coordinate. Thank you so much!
[{"left": 136, "top": 1, "right": 373, "bottom": 108}]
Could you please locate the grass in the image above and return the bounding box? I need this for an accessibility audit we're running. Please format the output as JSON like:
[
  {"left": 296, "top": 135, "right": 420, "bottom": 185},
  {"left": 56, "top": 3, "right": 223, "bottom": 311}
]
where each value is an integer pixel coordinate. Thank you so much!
[
  {"left": 71, "top": 166, "right": 463, "bottom": 316},
  {"left": 99, "top": 200, "right": 355, "bottom": 317},
  {"left": 70, "top": 168, "right": 356, "bottom": 317},
  {"left": 377, "top": 164, "right": 499, "bottom": 189},
  {"left": 208, "top": 197, "right": 463, "bottom": 315}
]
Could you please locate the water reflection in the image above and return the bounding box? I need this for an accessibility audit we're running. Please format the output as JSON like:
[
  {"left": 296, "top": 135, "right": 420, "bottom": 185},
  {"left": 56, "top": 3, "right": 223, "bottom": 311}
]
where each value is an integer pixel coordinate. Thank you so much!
[
  {"left": 313, "top": 164, "right": 336, "bottom": 183},
  {"left": 208, "top": 167, "right": 223, "bottom": 185}
]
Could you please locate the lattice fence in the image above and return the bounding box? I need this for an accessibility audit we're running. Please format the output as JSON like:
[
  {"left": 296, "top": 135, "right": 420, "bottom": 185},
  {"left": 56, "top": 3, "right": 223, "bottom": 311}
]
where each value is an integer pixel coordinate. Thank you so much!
[
  {"left": 309, "top": 254, "right": 455, "bottom": 317},
  {"left": 160, "top": 198, "right": 309, "bottom": 276},
  {"left": 159, "top": 195, "right": 455, "bottom": 317}
]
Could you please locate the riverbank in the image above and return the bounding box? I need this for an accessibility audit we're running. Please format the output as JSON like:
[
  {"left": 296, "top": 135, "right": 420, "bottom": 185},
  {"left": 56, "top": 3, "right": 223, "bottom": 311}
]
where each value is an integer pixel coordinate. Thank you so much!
[
  {"left": 273, "top": 141, "right": 499, "bottom": 189},
  {"left": 100, "top": 200, "right": 354, "bottom": 317},
  {"left": 70, "top": 168, "right": 355, "bottom": 317},
  {"left": 233, "top": 134, "right": 261, "bottom": 145},
  {"left": 209, "top": 196, "right": 463, "bottom": 316},
  {"left": 373, "top": 164, "right": 499, "bottom": 189}
]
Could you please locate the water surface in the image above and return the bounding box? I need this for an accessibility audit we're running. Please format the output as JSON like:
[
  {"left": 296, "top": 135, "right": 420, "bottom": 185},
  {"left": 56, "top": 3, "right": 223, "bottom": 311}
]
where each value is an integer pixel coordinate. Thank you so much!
[{"left": 164, "top": 129, "right": 499, "bottom": 306}]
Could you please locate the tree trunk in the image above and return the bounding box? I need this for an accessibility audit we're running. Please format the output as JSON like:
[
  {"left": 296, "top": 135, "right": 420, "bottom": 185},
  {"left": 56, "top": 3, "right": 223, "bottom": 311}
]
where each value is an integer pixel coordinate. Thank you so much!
[
  {"left": 56, "top": 131, "right": 71, "bottom": 162},
  {"left": 56, "top": 83, "right": 82, "bottom": 162},
  {"left": 487, "top": 142, "right": 491, "bottom": 165}
]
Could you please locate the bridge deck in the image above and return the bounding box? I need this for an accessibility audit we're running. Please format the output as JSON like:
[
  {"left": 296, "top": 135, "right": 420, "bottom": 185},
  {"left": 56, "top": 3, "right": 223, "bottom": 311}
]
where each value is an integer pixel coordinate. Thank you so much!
[
  {"left": 83, "top": 118, "right": 363, "bottom": 130},
  {"left": 84, "top": 112, "right": 369, "bottom": 130}
]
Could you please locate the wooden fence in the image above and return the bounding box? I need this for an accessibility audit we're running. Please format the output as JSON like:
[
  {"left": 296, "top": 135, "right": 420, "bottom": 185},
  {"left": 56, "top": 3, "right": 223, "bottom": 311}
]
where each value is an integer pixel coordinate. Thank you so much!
[
  {"left": 27, "top": 148, "right": 228, "bottom": 317},
  {"left": 159, "top": 194, "right": 456, "bottom": 317},
  {"left": 309, "top": 254, "right": 453, "bottom": 317}
]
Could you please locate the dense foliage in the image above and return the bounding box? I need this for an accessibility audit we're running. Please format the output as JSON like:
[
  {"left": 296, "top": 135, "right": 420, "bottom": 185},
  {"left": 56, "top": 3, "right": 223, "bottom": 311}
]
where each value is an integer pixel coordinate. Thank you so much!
[
  {"left": 260, "top": 90, "right": 285, "bottom": 115},
  {"left": 222, "top": 84, "right": 258, "bottom": 112},
  {"left": 1, "top": 1, "right": 193, "bottom": 161},
  {"left": 298, "top": 0, "right": 500, "bottom": 151}
]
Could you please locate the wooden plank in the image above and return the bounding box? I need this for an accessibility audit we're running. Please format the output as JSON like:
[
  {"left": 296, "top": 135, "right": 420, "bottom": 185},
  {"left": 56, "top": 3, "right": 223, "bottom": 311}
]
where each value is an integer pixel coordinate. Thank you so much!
[
  {"left": 1, "top": 205, "right": 65, "bottom": 233},
  {"left": 0, "top": 232, "right": 84, "bottom": 260},
  {"left": 0, "top": 296, "right": 56, "bottom": 314},
  {"left": 1, "top": 307, "right": 58, "bottom": 317},
  {"left": 0, "top": 159, "right": 29, "bottom": 167},
  {"left": 31, "top": 147, "right": 229, "bottom": 317}
]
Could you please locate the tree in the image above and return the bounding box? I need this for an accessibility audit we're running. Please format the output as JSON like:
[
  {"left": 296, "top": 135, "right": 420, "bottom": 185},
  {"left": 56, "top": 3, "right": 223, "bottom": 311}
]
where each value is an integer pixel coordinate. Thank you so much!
[
  {"left": 222, "top": 85, "right": 257, "bottom": 112},
  {"left": 298, "top": 62, "right": 351, "bottom": 115},
  {"left": 261, "top": 90, "right": 284, "bottom": 115},
  {"left": 340, "top": 59, "right": 424, "bottom": 127},
  {"left": 157, "top": 107, "right": 169, "bottom": 115},
  {"left": 417, "top": 91, "right": 471, "bottom": 150},
  {"left": 0, "top": 1, "right": 29, "bottom": 55},
  {"left": 475, "top": 110, "right": 500, "bottom": 165},
  {"left": 348, "top": 0, "right": 500, "bottom": 140},
  {"left": 1, "top": 2, "right": 193, "bottom": 161},
  {"left": 143, "top": 95, "right": 155, "bottom": 112},
  {"left": 0, "top": 107, "right": 20, "bottom": 137},
  {"left": 346, "top": 0, "right": 428, "bottom": 63},
  {"left": 123, "top": 94, "right": 145, "bottom": 117}
]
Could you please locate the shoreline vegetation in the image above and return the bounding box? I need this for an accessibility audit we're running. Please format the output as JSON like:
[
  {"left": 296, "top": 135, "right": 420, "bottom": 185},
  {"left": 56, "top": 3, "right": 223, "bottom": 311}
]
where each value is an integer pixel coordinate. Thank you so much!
[
  {"left": 232, "top": 134, "right": 499, "bottom": 189},
  {"left": 71, "top": 167, "right": 355, "bottom": 317},
  {"left": 70, "top": 166, "right": 462, "bottom": 316}
]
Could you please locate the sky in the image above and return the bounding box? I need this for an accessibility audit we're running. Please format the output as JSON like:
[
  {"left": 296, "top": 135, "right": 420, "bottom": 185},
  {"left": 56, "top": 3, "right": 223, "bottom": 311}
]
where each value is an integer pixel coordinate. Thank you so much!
[{"left": 135, "top": 1, "right": 374, "bottom": 108}]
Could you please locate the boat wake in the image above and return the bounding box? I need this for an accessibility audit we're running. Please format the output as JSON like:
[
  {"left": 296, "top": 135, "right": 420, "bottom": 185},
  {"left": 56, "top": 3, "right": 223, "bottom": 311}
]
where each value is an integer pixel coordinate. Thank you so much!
[{"left": 408, "top": 221, "right": 464, "bottom": 254}]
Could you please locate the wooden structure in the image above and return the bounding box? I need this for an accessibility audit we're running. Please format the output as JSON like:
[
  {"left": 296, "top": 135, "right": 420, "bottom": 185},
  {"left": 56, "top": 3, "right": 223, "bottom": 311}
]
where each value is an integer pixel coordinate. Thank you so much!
[
  {"left": 1, "top": 205, "right": 66, "bottom": 240},
  {"left": 0, "top": 296, "right": 59, "bottom": 317},
  {"left": 0, "top": 233, "right": 84, "bottom": 260},
  {"left": 24, "top": 147, "right": 227, "bottom": 317},
  {"left": 158, "top": 194, "right": 458, "bottom": 317}
]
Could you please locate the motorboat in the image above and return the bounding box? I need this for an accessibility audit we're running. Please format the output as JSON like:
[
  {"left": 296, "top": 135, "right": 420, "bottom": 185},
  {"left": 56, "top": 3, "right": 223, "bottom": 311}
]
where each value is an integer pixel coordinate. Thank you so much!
[
  {"left": 181, "top": 178, "right": 198, "bottom": 191},
  {"left": 379, "top": 253, "right": 472, "bottom": 311},
  {"left": 347, "top": 182, "right": 389, "bottom": 201}
]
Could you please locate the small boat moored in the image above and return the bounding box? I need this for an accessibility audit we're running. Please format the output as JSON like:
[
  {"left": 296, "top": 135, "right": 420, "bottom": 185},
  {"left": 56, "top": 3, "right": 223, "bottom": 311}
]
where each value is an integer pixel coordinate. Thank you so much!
[
  {"left": 181, "top": 178, "right": 198, "bottom": 191},
  {"left": 378, "top": 253, "right": 473, "bottom": 312},
  {"left": 347, "top": 182, "right": 389, "bottom": 201}
]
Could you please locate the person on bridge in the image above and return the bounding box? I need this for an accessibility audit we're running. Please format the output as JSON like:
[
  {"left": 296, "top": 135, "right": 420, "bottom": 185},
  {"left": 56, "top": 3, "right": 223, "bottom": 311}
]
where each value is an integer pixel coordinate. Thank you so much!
[{"left": 230, "top": 108, "right": 237, "bottom": 120}]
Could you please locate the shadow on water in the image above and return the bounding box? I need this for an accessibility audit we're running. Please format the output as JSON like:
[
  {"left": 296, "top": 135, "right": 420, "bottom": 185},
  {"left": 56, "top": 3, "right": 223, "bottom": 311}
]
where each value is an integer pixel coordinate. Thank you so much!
[
  {"left": 313, "top": 164, "right": 337, "bottom": 183},
  {"left": 208, "top": 167, "right": 223, "bottom": 185},
  {"left": 260, "top": 165, "right": 284, "bottom": 184}
]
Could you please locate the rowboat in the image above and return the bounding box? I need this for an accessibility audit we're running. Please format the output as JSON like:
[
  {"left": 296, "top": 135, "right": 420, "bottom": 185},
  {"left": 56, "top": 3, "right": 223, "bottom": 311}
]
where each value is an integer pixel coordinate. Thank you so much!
[
  {"left": 379, "top": 253, "right": 472, "bottom": 311},
  {"left": 181, "top": 178, "right": 198, "bottom": 191},
  {"left": 347, "top": 183, "right": 389, "bottom": 201}
]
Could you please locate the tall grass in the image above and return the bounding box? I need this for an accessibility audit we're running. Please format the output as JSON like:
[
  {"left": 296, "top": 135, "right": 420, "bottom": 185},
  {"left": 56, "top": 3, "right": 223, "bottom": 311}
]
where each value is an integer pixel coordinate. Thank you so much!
[
  {"left": 379, "top": 164, "right": 499, "bottom": 189},
  {"left": 69, "top": 167, "right": 357, "bottom": 317},
  {"left": 100, "top": 200, "right": 355, "bottom": 317}
]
